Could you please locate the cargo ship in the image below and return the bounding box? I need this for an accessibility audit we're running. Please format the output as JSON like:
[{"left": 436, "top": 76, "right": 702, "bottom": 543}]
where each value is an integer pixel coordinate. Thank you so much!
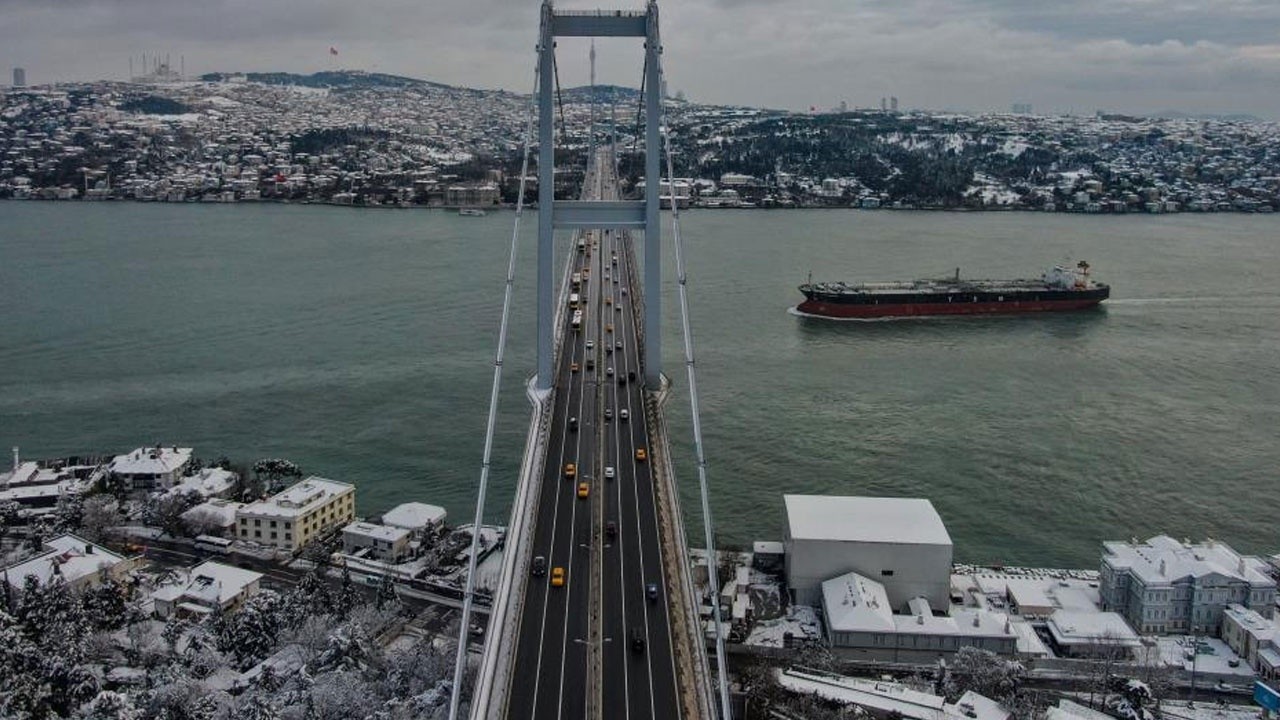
[{"left": 796, "top": 261, "right": 1109, "bottom": 319}]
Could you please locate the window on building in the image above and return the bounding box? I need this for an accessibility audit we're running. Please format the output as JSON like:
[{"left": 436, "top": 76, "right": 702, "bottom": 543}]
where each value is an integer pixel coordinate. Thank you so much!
[
  {"left": 285, "top": 522, "right": 291, "bottom": 530},
  {"left": 255, "top": 519, "right": 261, "bottom": 527},
  {"left": 270, "top": 520, "right": 277, "bottom": 528},
  {"left": 285, "top": 533, "right": 291, "bottom": 541},
  {"left": 271, "top": 532, "right": 277, "bottom": 540},
  {"left": 881, "top": 570, "right": 895, "bottom": 577},
  {"left": 241, "top": 529, "right": 247, "bottom": 537},
  {"left": 255, "top": 530, "right": 261, "bottom": 538}
]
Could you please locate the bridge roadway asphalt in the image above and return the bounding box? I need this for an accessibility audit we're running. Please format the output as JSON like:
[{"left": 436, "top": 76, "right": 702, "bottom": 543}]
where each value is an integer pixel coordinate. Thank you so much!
[{"left": 507, "top": 153, "right": 681, "bottom": 719}]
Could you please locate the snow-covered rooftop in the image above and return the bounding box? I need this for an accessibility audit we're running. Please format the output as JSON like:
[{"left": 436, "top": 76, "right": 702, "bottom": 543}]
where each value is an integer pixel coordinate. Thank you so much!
[
  {"left": 775, "top": 669, "right": 1008, "bottom": 720},
  {"left": 823, "top": 570, "right": 1013, "bottom": 638},
  {"left": 167, "top": 467, "right": 237, "bottom": 498},
  {"left": 381, "top": 501, "right": 446, "bottom": 531},
  {"left": 153, "top": 560, "right": 263, "bottom": 608},
  {"left": 240, "top": 476, "right": 354, "bottom": 518},
  {"left": 2, "top": 534, "right": 127, "bottom": 588},
  {"left": 1103, "top": 535, "right": 1274, "bottom": 588},
  {"left": 109, "top": 446, "right": 192, "bottom": 476},
  {"left": 343, "top": 521, "right": 410, "bottom": 543},
  {"left": 785, "top": 495, "right": 951, "bottom": 546},
  {"left": 1046, "top": 609, "right": 1142, "bottom": 647},
  {"left": 181, "top": 498, "right": 243, "bottom": 527}
]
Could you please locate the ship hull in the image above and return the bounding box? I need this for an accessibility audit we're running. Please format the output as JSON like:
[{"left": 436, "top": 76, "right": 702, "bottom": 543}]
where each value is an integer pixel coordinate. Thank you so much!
[{"left": 797, "top": 287, "right": 1109, "bottom": 319}]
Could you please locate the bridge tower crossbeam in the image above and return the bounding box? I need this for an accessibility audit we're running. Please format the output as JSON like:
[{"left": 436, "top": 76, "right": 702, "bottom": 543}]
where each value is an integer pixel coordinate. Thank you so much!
[{"left": 536, "top": 1, "right": 663, "bottom": 391}]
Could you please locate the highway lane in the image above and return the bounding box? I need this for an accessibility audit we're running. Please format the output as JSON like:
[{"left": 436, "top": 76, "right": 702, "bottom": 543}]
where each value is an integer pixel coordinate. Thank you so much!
[
  {"left": 509, "top": 160, "right": 604, "bottom": 720},
  {"left": 602, "top": 221, "right": 681, "bottom": 719},
  {"left": 508, "top": 151, "right": 680, "bottom": 719}
]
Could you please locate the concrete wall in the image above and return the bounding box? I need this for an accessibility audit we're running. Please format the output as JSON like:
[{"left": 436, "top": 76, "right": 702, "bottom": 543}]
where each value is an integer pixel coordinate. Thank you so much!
[{"left": 785, "top": 537, "right": 952, "bottom": 609}]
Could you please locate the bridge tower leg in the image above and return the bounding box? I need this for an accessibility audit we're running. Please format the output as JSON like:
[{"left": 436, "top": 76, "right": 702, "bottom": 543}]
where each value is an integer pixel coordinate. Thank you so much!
[
  {"left": 536, "top": 2, "right": 556, "bottom": 392},
  {"left": 643, "top": 2, "right": 662, "bottom": 388}
]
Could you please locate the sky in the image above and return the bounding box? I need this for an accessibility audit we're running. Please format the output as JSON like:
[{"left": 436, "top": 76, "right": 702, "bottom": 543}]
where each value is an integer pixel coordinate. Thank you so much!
[{"left": 3, "top": 0, "right": 1280, "bottom": 118}]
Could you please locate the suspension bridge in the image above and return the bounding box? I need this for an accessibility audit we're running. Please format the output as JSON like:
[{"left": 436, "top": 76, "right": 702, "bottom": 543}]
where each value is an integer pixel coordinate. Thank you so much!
[{"left": 447, "top": 3, "right": 731, "bottom": 718}]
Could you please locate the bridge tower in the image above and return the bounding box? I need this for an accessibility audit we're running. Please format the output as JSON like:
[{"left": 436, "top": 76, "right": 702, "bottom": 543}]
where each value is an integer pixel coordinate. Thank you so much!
[{"left": 536, "top": 0, "right": 663, "bottom": 391}]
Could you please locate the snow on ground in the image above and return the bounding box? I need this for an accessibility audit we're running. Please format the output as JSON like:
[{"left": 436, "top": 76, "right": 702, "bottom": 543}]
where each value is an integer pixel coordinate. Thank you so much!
[
  {"left": 1151, "top": 636, "right": 1254, "bottom": 677},
  {"left": 472, "top": 547, "right": 504, "bottom": 593},
  {"left": 746, "top": 604, "right": 822, "bottom": 648}
]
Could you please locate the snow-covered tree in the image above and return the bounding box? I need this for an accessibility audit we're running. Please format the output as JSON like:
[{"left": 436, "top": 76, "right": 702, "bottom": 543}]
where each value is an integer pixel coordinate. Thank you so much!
[
  {"left": 76, "top": 689, "right": 142, "bottom": 720},
  {"left": 335, "top": 565, "right": 360, "bottom": 619},
  {"left": 79, "top": 495, "right": 124, "bottom": 543},
  {"left": 82, "top": 575, "right": 130, "bottom": 630},
  {"left": 238, "top": 693, "right": 282, "bottom": 720},
  {"left": 375, "top": 572, "right": 397, "bottom": 611},
  {"left": 226, "top": 589, "right": 284, "bottom": 670},
  {"left": 943, "top": 646, "right": 1025, "bottom": 702}
]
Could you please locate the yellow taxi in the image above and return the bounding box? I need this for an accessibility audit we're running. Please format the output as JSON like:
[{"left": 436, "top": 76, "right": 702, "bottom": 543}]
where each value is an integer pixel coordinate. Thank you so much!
[
  {"left": 605, "top": 297, "right": 612, "bottom": 306},
  {"left": 635, "top": 448, "right": 647, "bottom": 462},
  {"left": 577, "top": 482, "right": 589, "bottom": 498},
  {"left": 551, "top": 567, "right": 565, "bottom": 587},
  {"left": 564, "top": 463, "right": 576, "bottom": 479},
  {"left": 570, "top": 362, "right": 580, "bottom": 373},
  {"left": 606, "top": 323, "right": 614, "bottom": 333}
]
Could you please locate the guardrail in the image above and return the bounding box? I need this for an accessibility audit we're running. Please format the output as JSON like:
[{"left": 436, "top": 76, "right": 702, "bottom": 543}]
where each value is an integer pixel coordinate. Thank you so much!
[
  {"left": 648, "top": 379, "right": 718, "bottom": 720},
  {"left": 471, "top": 206, "right": 581, "bottom": 720}
]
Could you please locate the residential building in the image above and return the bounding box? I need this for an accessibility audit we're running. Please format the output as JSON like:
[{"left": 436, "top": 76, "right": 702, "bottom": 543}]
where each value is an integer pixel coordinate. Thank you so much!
[
  {"left": 12, "top": 67, "right": 25, "bottom": 88},
  {"left": 152, "top": 561, "right": 263, "bottom": 619},
  {"left": 342, "top": 521, "right": 411, "bottom": 562},
  {"left": 1220, "top": 604, "right": 1280, "bottom": 684},
  {"left": 785, "top": 495, "right": 953, "bottom": 608},
  {"left": 1099, "top": 535, "right": 1276, "bottom": 635},
  {"left": 0, "top": 459, "right": 90, "bottom": 508},
  {"left": 108, "top": 446, "right": 193, "bottom": 490},
  {"left": 381, "top": 501, "right": 447, "bottom": 536},
  {"left": 181, "top": 498, "right": 244, "bottom": 536},
  {"left": 2, "top": 534, "right": 132, "bottom": 591},
  {"left": 166, "top": 467, "right": 237, "bottom": 499},
  {"left": 235, "top": 476, "right": 355, "bottom": 553},
  {"left": 820, "top": 570, "right": 1016, "bottom": 659}
]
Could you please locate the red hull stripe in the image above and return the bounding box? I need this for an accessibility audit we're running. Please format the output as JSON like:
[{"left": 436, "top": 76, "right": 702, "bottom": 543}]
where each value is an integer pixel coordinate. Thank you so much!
[{"left": 796, "top": 299, "right": 1104, "bottom": 318}]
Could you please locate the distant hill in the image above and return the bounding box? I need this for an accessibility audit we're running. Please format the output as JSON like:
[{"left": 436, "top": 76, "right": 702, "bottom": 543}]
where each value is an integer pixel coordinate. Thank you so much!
[
  {"left": 199, "top": 70, "right": 456, "bottom": 91},
  {"left": 1149, "top": 109, "right": 1264, "bottom": 123},
  {"left": 559, "top": 84, "right": 641, "bottom": 105}
]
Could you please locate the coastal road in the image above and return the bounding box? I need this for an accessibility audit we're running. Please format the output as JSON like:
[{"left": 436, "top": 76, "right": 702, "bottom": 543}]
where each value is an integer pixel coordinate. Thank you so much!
[{"left": 507, "top": 151, "right": 680, "bottom": 719}]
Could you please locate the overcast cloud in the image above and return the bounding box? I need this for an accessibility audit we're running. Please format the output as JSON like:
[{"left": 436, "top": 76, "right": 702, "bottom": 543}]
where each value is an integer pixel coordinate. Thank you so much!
[{"left": 3, "top": 0, "right": 1280, "bottom": 117}]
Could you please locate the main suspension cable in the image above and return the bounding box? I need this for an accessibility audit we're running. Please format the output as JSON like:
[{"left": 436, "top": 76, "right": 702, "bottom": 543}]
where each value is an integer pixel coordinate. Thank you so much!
[
  {"left": 657, "top": 69, "right": 733, "bottom": 720},
  {"left": 448, "top": 57, "right": 541, "bottom": 720}
]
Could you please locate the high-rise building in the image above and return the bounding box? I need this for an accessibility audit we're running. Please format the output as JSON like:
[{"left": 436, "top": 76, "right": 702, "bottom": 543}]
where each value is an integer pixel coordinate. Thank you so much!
[
  {"left": 890, "top": 96, "right": 899, "bottom": 112},
  {"left": 1012, "top": 103, "right": 1033, "bottom": 114},
  {"left": 12, "top": 67, "right": 26, "bottom": 87}
]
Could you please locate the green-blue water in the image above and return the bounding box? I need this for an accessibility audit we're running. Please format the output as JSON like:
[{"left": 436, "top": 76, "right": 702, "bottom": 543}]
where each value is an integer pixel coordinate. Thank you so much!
[{"left": 3, "top": 203, "right": 1278, "bottom": 567}]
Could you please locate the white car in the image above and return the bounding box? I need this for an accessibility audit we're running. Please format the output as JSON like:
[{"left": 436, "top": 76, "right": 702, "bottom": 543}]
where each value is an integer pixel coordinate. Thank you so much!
[
  {"left": 620, "top": 409, "right": 629, "bottom": 421},
  {"left": 605, "top": 466, "right": 615, "bottom": 479},
  {"left": 586, "top": 340, "right": 594, "bottom": 350}
]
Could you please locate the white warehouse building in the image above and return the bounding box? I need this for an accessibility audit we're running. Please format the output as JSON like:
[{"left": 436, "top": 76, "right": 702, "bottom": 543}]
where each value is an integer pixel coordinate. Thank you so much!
[{"left": 784, "top": 495, "right": 953, "bottom": 609}]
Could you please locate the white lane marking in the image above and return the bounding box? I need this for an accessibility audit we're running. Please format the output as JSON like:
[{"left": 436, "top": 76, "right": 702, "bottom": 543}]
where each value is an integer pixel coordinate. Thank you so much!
[
  {"left": 557, "top": 216, "right": 603, "bottom": 719},
  {"left": 528, "top": 231, "right": 594, "bottom": 718},
  {"left": 613, "top": 230, "right": 661, "bottom": 718}
]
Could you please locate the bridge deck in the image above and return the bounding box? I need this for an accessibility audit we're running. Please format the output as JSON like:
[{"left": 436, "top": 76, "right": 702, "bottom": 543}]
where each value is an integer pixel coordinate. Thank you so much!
[{"left": 505, "top": 153, "right": 684, "bottom": 720}]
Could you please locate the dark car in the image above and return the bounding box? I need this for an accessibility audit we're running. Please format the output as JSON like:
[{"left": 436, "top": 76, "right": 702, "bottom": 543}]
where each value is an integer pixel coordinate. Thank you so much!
[
  {"left": 631, "top": 627, "right": 646, "bottom": 652},
  {"left": 646, "top": 582, "right": 659, "bottom": 602},
  {"left": 569, "top": 417, "right": 578, "bottom": 432},
  {"left": 531, "top": 556, "right": 547, "bottom": 576},
  {"left": 628, "top": 371, "right": 636, "bottom": 382},
  {"left": 605, "top": 520, "right": 617, "bottom": 539}
]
